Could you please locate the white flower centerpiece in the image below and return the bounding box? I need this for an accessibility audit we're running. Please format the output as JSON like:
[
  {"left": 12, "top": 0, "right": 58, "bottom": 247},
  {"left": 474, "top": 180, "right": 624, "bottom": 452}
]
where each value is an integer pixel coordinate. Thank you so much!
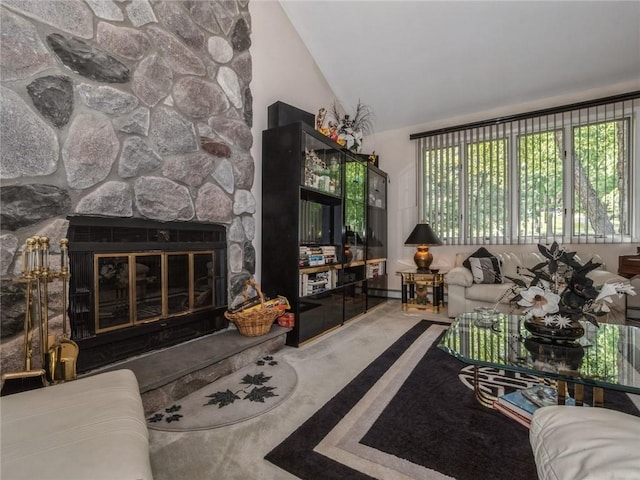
[
  {"left": 508, "top": 242, "right": 635, "bottom": 341},
  {"left": 330, "top": 100, "right": 374, "bottom": 153}
]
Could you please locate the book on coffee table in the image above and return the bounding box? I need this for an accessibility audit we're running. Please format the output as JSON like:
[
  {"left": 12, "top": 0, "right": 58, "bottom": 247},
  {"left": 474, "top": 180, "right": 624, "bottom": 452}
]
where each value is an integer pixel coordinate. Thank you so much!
[
  {"left": 520, "top": 385, "right": 559, "bottom": 408},
  {"left": 519, "top": 384, "right": 586, "bottom": 408},
  {"left": 493, "top": 400, "right": 532, "bottom": 428},
  {"left": 496, "top": 389, "right": 540, "bottom": 420},
  {"left": 495, "top": 386, "right": 584, "bottom": 426}
]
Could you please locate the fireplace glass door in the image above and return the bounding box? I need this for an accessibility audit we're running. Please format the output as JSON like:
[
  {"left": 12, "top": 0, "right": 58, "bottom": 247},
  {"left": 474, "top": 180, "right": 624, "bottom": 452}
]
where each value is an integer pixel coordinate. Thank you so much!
[
  {"left": 134, "top": 253, "right": 162, "bottom": 322},
  {"left": 167, "top": 253, "right": 190, "bottom": 315},
  {"left": 193, "top": 253, "right": 215, "bottom": 309},
  {"left": 95, "top": 251, "right": 216, "bottom": 333},
  {"left": 96, "top": 254, "right": 133, "bottom": 331}
]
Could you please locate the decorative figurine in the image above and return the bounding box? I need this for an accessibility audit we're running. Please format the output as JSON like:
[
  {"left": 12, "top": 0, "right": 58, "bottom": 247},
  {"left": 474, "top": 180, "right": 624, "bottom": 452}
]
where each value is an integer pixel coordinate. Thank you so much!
[
  {"left": 316, "top": 107, "right": 326, "bottom": 130},
  {"left": 328, "top": 121, "right": 339, "bottom": 142}
]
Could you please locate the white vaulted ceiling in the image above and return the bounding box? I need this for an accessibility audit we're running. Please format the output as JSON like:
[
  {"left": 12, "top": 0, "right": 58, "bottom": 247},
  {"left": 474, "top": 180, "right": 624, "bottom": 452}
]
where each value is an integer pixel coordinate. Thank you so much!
[{"left": 279, "top": 1, "right": 640, "bottom": 133}]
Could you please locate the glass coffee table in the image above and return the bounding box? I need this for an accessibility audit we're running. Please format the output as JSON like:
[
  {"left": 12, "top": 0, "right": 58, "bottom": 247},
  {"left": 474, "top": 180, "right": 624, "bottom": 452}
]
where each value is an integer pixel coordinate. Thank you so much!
[{"left": 438, "top": 312, "right": 640, "bottom": 408}]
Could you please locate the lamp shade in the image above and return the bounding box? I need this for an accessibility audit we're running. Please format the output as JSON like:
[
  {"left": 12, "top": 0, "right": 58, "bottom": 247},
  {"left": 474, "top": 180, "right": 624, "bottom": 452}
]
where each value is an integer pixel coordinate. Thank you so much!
[{"left": 404, "top": 223, "right": 442, "bottom": 246}]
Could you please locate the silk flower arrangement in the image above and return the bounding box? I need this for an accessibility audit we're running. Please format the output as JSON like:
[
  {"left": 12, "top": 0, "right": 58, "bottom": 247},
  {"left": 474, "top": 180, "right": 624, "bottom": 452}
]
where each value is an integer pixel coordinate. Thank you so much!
[{"left": 508, "top": 242, "right": 635, "bottom": 328}]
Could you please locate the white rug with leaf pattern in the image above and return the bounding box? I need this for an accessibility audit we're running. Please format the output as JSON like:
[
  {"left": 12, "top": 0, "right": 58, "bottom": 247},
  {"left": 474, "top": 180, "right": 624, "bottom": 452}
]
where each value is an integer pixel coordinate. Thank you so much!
[{"left": 147, "top": 354, "right": 297, "bottom": 431}]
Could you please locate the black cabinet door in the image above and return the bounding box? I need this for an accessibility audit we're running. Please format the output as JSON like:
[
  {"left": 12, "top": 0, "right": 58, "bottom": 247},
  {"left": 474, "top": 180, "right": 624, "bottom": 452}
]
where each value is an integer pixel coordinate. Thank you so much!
[{"left": 366, "top": 276, "right": 388, "bottom": 310}]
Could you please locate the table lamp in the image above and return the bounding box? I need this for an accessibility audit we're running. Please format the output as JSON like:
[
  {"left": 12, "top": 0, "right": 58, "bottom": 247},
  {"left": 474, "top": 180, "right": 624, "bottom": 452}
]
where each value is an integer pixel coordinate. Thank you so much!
[{"left": 404, "top": 222, "right": 442, "bottom": 272}]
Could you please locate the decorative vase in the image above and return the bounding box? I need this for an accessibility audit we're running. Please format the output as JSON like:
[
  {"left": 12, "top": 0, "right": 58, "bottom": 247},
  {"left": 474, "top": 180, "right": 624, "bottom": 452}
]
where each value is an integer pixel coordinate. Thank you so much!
[
  {"left": 524, "top": 336, "right": 585, "bottom": 371},
  {"left": 523, "top": 316, "right": 585, "bottom": 342},
  {"left": 473, "top": 307, "right": 497, "bottom": 327},
  {"left": 344, "top": 245, "right": 353, "bottom": 263}
]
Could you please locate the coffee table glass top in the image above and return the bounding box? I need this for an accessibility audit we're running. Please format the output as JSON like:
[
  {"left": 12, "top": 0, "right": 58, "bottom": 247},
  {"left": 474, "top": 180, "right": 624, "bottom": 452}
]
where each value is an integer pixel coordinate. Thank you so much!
[{"left": 438, "top": 312, "right": 640, "bottom": 395}]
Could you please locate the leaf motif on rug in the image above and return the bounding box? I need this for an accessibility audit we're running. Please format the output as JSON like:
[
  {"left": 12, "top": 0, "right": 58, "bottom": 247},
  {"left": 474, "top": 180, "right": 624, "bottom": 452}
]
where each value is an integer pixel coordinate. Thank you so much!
[
  {"left": 205, "top": 389, "right": 241, "bottom": 408},
  {"left": 244, "top": 385, "right": 278, "bottom": 403},
  {"left": 256, "top": 356, "right": 278, "bottom": 366},
  {"left": 165, "top": 413, "right": 183, "bottom": 423},
  {"left": 147, "top": 404, "right": 183, "bottom": 424},
  {"left": 241, "top": 372, "right": 272, "bottom": 386}
]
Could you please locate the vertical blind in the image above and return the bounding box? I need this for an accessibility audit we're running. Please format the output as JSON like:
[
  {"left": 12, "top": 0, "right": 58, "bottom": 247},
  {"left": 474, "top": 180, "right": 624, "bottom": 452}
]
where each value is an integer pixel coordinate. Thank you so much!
[{"left": 412, "top": 92, "right": 639, "bottom": 245}]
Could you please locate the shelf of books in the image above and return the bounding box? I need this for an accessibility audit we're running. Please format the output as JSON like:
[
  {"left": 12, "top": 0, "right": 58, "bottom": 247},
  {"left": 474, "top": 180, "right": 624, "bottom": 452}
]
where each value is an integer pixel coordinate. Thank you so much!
[
  {"left": 299, "top": 268, "right": 338, "bottom": 297},
  {"left": 494, "top": 385, "right": 582, "bottom": 428},
  {"left": 299, "top": 245, "right": 337, "bottom": 267},
  {"left": 366, "top": 259, "right": 386, "bottom": 279}
]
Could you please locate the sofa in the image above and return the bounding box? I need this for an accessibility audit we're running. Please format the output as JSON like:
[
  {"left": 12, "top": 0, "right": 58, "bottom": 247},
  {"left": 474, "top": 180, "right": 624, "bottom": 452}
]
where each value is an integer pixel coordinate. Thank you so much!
[
  {"left": 529, "top": 405, "right": 640, "bottom": 480},
  {"left": 445, "top": 249, "right": 628, "bottom": 320},
  {"left": 1, "top": 369, "right": 153, "bottom": 480}
]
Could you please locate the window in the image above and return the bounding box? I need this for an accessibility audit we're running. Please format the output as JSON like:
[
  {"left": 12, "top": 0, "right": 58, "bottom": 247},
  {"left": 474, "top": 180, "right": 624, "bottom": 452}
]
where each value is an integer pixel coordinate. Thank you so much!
[
  {"left": 413, "top": 94, "right": 638, "bottom": 245},
  {"left": 518, "top": 127, "right": 565, "bottom": 240},
  {"left": 466, "top": 137, "right": 507, "bottom": 241},
  {"left": 572, "top": 119, "right": 631, "bottom": 238}
]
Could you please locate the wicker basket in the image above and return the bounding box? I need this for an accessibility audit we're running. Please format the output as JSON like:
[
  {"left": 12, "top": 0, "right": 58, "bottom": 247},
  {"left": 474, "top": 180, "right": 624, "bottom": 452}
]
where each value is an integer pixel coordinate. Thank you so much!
[{"left": 224, "top": 279, "right": 284, "bottom": 337}]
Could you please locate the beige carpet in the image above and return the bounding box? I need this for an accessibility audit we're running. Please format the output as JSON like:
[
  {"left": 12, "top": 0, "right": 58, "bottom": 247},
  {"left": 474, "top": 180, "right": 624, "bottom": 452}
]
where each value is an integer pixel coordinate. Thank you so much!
[{"left": 148, "top": 301, "right": 452, "bottom": 479}]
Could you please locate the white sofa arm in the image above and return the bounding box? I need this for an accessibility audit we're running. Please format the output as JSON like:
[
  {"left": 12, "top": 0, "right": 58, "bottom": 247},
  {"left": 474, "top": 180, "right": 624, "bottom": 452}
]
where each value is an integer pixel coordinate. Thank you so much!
[
  {"left": 445, "top": 267, "right": 473, "bottom": 288},
  {"left": 530, "top": 405, "right": 640, "bottom": 480},
  {"left": 446, "top": 283, "right": 468, "bottom": 317},
  {"left": 0, "top": 369, "right": 153, "bottom": 480}
]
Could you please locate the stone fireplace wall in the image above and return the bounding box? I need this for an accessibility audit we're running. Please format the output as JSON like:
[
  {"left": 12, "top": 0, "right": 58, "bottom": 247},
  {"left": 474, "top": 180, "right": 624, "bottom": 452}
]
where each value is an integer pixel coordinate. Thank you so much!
[{"left": 0, "top": 0, "right": 257, "bottom": 344}]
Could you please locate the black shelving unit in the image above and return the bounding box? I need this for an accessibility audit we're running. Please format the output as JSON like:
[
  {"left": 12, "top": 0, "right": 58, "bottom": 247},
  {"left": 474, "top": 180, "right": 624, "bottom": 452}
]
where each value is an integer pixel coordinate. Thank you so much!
[{"left": 262, "top": 121, "right": 388, "bottom": 346}]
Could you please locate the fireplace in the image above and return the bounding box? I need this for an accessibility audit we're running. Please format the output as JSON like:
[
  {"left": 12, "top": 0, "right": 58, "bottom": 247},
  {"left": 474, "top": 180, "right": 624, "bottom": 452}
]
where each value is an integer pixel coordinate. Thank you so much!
[{"left": 66, "top": 216, "right": 228, "bottom": 372}]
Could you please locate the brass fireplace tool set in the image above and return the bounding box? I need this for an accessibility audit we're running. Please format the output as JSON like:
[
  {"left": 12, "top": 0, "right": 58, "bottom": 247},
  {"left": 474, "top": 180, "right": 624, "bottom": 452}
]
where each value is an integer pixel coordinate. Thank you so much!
[{"left": 1, "top": 237, "right": 78, "bottom": 396}]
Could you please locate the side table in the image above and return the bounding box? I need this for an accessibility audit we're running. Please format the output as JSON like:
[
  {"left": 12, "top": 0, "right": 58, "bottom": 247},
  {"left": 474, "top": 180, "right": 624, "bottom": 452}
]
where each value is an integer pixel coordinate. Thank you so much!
[{"left": 397, "top": 270, "right": 446, "bottom": 312}]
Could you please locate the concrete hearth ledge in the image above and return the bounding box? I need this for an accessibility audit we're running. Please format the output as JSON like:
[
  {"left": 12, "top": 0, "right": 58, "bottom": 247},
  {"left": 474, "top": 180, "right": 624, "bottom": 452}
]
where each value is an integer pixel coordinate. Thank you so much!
[{"left": 85, "top": 325, "right": 290, "bottom": 414}]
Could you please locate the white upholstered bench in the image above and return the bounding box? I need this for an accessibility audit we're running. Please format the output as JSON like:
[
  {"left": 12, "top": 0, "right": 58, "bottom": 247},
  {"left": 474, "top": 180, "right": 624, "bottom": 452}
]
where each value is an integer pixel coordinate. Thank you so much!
[
  {"left": 529, "top": 405, "right": 640, "bottom": 480},
  {"left": 1, "top": 369, "right": 153, "bottom": 480}
]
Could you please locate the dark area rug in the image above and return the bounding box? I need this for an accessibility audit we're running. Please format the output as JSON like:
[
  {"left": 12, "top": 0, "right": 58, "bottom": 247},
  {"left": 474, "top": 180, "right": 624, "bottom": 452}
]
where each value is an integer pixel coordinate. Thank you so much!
[{"left": 266, "top": 320, "right": 639, "bottom": 480}]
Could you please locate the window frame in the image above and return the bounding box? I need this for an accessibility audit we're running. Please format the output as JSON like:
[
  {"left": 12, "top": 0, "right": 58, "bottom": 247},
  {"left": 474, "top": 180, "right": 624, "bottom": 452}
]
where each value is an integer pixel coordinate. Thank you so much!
[{"left": 413, "top": 93, "right": 639, "bottom": 245}]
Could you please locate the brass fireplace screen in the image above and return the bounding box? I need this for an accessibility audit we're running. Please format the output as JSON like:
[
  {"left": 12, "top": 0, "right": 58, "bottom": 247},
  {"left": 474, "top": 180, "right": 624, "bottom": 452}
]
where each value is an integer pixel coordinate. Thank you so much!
[{"left": 95, "top": 251, "right": 216, "bottom": 333}]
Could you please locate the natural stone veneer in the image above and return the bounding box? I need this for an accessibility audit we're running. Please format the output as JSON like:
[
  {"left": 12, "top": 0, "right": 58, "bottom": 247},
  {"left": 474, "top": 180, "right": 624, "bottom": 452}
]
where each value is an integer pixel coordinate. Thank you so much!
[
  {"left": 0, "top": 0, "right": 256, "bottom": 335},
  {"left": 26, "top": 76, "right": 74, "bottom": 128}
]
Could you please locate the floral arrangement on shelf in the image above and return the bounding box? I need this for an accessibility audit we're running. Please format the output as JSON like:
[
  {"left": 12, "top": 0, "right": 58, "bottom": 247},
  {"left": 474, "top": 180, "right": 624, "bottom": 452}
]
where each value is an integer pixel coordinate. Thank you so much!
[
  {"left": 316, "top": 100, "right": 374, "bottom": 152},
  {"left": 507, "top": 242, "right": 635, "bottom": 328}
]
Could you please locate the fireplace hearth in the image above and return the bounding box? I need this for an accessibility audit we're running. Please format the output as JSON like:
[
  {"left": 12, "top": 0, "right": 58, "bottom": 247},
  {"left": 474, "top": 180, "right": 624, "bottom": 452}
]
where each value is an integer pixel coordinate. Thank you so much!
[{"left": 66, "top": 216, "right": 228, "bottom": 372}]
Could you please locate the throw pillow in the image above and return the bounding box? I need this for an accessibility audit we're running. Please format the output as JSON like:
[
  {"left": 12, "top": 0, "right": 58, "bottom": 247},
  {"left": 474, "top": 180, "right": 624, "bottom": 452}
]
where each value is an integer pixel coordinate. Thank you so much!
[{"left": 463, "top": 247, "right": 502, "bottom": 284}]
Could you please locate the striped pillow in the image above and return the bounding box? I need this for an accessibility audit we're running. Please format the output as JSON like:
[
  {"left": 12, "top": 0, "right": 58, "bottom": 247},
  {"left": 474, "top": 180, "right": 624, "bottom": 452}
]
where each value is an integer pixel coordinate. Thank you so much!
[{"left": 463, "top": 248, "right": 502, "bottom": 284}]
